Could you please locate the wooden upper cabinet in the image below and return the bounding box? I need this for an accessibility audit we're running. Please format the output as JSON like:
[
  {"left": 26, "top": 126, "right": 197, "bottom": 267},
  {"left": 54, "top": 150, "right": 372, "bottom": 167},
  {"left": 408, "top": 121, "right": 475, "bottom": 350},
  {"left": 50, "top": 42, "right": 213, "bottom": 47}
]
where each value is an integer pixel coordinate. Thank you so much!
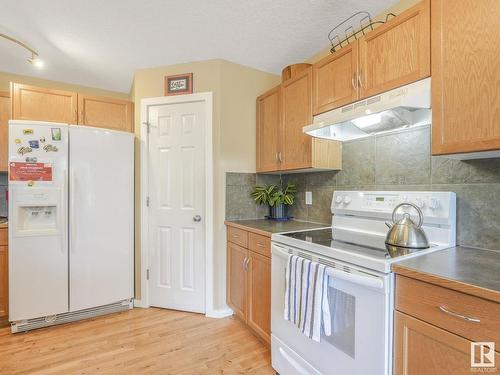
[
  {"left": 313, "top": 42, "right": 358, "bottom": 115},
  {"left": 256, "top": 85, "right": 281, "bottom": 173},
  {"left": 10, "top": 83, "right": 134, "bottom": 133},
  {"left": 0, "top": 92, "right": 10, "bottom": 172},
  {"left": 432, "top": 0, "right": 500, "bottom": 155},
  {"left": 282, "top": 67, "right": 313, "bottom": 170},
  {"left": 358, "top": 0, "right": 430, "bottom": 99},
  {"left": 246, "top": 251, "right": 271, "bottom": 344},
  {"left": 11, "top": 83, "right": 77, "bottom": 124},
  {"left": 78, "top": 94, "right": 133, "bottom": 132},
  {"left": 227, "top": 242, "right": 247, "bottom": 321}
]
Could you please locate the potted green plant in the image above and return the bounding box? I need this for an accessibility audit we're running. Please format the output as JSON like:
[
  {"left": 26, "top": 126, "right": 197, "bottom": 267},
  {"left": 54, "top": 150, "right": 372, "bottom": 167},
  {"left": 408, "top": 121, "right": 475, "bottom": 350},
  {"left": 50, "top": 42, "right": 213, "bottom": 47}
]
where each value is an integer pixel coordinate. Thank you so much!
[{"left": 251, "top": 178, "right": 297, "bottom": 220}]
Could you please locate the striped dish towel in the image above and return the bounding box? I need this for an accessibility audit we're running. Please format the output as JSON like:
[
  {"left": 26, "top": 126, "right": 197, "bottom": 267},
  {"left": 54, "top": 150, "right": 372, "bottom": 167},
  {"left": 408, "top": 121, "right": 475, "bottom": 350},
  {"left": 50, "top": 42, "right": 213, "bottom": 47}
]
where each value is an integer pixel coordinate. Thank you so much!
[{"left": 284, "top": 254, "right": 331, "bottom": 342}]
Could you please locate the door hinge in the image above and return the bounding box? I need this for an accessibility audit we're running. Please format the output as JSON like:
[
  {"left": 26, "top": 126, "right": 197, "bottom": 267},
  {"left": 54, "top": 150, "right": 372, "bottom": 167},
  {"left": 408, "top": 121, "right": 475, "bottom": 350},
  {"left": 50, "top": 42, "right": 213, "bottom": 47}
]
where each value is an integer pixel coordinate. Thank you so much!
[
  {"left": 142, "top": 122, "right": 151, "bottom": 134},
  {"left": 146, "top": 269, "right": 150, "bottom": 281},
  {"left": 146, "top": 196, "right": 150, "bottom": 207}
]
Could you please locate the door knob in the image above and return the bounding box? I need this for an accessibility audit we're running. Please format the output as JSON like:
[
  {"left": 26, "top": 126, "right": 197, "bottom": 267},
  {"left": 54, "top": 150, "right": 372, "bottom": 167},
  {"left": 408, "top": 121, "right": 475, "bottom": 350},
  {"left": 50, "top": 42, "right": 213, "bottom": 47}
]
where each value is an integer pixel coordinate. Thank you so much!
[{"left": 193, "top": 215, "right": 202, "bottom": 222}]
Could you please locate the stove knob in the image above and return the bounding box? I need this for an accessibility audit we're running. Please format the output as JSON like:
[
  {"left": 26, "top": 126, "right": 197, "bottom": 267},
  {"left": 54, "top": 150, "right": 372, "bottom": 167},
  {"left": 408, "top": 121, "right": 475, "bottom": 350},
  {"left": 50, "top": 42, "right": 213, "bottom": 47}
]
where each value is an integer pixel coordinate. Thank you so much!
[
  {"left": 413, "top": 198, "right": 425, "bottom": 209},
  {"left": 429, "top": 198, "right": 440, "bottom": 210},
  {"left": 343, "top": 196, "right": 352, "bottom": 205},
  {"left": 335, "top": 195, "right": 343, "bottom": 204}
]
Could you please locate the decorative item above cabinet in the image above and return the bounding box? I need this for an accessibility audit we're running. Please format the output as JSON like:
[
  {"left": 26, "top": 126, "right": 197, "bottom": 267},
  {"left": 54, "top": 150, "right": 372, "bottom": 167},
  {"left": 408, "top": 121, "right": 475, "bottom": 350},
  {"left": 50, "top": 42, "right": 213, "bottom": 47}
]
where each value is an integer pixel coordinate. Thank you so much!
[
  {"left": 11, "top": 83, "right": 134, "bottom": 133},
  {"left": 256, "top": 68, "right": 342, "bottom": 173},
  {"left": 281, "top": 63, "right": 312, "bottom": 83},
  {"left": 313, "top": 0, "right": 430, "bottom": 117}
]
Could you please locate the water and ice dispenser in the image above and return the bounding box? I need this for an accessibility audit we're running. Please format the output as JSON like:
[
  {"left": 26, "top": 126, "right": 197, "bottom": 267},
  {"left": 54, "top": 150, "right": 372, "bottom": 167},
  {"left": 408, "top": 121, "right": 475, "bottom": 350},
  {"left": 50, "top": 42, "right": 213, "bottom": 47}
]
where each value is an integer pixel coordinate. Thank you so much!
[{"left": 12, "top": 189, "right": 61, "bottom": 236}]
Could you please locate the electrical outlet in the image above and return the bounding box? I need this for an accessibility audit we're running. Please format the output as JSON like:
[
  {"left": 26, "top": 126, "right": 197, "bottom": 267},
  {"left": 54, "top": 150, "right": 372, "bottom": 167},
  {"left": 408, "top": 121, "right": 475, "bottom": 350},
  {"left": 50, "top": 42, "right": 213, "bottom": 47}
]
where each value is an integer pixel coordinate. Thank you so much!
[{"left": 305, "top": 191, "right": 312, "bottom": 205}]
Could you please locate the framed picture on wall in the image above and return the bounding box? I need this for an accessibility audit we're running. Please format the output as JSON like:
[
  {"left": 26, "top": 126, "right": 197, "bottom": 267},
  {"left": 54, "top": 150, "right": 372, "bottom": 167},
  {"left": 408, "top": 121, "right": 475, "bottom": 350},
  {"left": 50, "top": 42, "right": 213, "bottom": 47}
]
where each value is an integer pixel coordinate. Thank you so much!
[{"left": 164, "top": 73, "right": 193, "bottom": 96}]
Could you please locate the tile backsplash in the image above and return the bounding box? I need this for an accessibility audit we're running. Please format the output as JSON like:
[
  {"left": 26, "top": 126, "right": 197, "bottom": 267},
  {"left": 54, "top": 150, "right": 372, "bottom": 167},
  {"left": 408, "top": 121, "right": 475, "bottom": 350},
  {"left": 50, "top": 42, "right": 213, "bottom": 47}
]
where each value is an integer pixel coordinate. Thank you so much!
[
  {"left": 0, "top": 173, "right": 7, "bottom": 217},
  {"left": 225, "top": 173, "right": 281, "bottom": 220},
  {"left": 226, "top": 125, "right": 500, "bottom": 251}
]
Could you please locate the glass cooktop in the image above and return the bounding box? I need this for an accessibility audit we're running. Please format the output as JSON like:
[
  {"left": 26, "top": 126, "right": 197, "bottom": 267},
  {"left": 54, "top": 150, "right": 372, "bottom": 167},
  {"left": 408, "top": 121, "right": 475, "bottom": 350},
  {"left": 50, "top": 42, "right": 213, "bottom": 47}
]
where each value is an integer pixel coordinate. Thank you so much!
[{"left": 282, "top": 228, "right": 431, "bottom": 259}]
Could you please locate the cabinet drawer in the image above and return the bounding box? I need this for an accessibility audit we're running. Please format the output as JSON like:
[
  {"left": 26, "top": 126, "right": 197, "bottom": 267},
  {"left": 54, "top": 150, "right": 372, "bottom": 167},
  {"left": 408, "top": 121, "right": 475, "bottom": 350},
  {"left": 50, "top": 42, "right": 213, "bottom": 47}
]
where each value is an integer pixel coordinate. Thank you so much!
[
  {"left": 248, "top": 232, "right": 271, "bottom": 258},
  {"left": 227, "top": 226, "right": 248, "bottom": 248},
  {"left": 396, "top": 275, "right": 500, "bottom": 346},
  {"left": 0, "top": 229, "right": 7, "bottom": 246}
]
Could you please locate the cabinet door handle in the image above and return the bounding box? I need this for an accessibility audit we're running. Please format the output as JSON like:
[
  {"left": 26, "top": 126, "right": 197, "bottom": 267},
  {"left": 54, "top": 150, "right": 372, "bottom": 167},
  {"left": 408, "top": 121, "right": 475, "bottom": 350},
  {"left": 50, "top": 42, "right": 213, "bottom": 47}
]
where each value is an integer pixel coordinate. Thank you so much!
[
  {"left": 358, "top": 70, "right": 364, "bottom": 89},
  {"left": 232, "top": 234, "right": 239, "bottom": 238},
  {"left": 278, "top": 152, "right": 283, "bottom": 163},
  {"left": 351, "top": 73, "right": 357, "bottom": 90},
  {"left": 275, "top": 152, "right": 279, "bottom": 162},
  {"left": 243, "top": 257, "right": 250, "bottom": 271},
  {"left": 438, "top": 305, "right": 480, "bottom": 323},
  {"left": 257, "top": 243, "right": 264, "bottom": 247}
]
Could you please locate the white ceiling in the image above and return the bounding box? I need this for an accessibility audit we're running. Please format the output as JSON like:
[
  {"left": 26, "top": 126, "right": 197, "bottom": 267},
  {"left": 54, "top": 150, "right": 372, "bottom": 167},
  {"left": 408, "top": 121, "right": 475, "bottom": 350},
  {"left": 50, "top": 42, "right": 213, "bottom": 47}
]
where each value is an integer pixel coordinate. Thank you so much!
[{"left": 0, "top": 0, "right": 396, "bottom": 93}]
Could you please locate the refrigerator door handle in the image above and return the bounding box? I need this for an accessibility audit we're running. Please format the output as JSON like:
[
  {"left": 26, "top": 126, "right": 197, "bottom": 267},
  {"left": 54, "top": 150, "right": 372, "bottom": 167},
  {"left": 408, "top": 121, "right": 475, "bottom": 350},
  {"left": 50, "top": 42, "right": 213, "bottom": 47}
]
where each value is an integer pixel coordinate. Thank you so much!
[
  {"left": 61, "top": 169, "right": 67, "bottom": 254},
  {"left": 70, "top": 169, "right": 76, "bottom": 253}
]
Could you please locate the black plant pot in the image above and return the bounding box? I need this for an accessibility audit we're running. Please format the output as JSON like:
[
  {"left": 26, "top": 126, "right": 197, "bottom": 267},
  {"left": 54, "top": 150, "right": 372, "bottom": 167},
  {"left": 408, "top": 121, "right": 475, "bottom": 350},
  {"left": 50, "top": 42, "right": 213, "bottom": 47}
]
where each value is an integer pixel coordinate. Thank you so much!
[{"left": 270, "top": 203, "right": 288, "bottom": 219}]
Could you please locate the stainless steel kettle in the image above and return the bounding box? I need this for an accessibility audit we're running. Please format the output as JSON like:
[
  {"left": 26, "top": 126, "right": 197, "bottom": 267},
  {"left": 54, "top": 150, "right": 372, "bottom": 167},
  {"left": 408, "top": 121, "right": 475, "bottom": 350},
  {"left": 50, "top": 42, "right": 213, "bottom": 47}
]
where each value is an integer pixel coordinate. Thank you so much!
[{"left": 385, "top": 202, "right": 429, "bottom": 249}]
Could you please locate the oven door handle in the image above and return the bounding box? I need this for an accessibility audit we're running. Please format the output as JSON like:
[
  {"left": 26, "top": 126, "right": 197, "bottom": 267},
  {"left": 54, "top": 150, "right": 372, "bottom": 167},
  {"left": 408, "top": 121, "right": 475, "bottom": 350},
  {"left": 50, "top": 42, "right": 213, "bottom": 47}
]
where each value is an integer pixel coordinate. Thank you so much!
[
  {"left": 326, "top": 268, "right": 384, "bottom": 290},
  {"left": 272, "top": 244, "right": 384, "bottom": 290},
  {"left": 272, "top": 244, "right": 290, "bottom": 259}
]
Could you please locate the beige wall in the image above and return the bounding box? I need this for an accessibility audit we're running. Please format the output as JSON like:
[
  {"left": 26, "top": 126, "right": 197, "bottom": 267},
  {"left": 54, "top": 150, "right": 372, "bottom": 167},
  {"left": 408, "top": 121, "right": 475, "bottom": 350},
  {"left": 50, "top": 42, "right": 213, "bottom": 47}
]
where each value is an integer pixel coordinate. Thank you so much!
[
  {"left": 305, "top": 0, "right": 421, "bottom": 64},
  {"left": 131, "top": 59, "right": 280, "bottom": 310},
  {"left": 0, "top": 71, "right": 129, "bottom": 100}
]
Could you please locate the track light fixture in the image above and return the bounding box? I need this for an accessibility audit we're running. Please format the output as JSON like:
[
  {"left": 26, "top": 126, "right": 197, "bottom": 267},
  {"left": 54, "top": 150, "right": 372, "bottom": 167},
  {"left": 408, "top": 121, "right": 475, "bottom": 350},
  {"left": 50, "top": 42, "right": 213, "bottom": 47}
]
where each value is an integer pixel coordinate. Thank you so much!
[{"left": 0, "top": 32, "right": 44, "bottom": 68}]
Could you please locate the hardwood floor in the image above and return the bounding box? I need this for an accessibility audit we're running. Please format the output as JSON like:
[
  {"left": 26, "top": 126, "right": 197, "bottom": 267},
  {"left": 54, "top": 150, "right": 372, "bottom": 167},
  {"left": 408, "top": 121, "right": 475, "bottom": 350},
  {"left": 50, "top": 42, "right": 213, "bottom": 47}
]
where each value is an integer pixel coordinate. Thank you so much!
[{"left": 0, "top": 308, "right": 275, "bottom": 375}]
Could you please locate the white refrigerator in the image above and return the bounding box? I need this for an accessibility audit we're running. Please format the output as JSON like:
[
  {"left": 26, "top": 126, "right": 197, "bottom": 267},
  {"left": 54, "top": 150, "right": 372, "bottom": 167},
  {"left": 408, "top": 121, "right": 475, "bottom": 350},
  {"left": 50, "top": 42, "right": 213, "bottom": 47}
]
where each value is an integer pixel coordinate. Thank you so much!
[{"left": 8, "top": 120, "right": 134, "bottom": 324}]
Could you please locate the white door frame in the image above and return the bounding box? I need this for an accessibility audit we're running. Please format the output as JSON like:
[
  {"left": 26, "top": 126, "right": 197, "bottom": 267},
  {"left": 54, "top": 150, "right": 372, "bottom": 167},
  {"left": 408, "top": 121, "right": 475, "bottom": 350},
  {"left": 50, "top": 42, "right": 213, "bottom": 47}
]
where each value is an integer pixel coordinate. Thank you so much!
[{"left": 138, "top": 92, "right": 215, "bottom": 316}]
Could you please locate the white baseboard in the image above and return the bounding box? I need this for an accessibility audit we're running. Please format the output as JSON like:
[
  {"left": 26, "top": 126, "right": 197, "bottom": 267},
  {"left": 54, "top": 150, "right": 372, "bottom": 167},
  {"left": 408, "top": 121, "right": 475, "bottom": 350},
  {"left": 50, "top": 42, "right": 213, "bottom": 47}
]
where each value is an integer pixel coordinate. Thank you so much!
[
  {"left": 133, "top": 299, "right": 149, "bottom": 308},
  {"left": 134, "top": 300, "right": 233, "bottom": 319},
  {"left": 206, "top": 307, "right": 233, "bottom": 319}
]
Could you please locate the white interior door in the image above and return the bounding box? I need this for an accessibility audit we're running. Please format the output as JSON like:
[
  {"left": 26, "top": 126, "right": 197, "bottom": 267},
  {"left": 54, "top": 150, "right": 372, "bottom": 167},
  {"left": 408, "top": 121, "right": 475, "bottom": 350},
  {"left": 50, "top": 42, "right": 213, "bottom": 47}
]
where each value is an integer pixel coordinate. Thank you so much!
[{"left": 148, "top": 98, "right": 206, "bottom": 313}]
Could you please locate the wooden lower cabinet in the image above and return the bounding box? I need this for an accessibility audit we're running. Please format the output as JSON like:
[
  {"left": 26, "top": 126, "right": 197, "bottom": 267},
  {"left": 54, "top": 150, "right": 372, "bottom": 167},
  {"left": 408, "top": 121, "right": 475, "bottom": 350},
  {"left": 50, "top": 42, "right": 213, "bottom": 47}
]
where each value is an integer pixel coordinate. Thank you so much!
[
  {"left": 227, "top": 242, "right": 247, "bottom": 320},
  {"left": 395, "top": 312, "right": 495, "bottom": 375},
  {"left": 0, "top": 228, "right": 8, "bottom": 320},
  {"left": 247, "top": 251, "right": 271, "bottom": 341},
  {"left": 226, "top": 224, "right": 271, "bottom": 344},
  {"left": 394, "top": 274, "right": 500, "bottom": 374}
]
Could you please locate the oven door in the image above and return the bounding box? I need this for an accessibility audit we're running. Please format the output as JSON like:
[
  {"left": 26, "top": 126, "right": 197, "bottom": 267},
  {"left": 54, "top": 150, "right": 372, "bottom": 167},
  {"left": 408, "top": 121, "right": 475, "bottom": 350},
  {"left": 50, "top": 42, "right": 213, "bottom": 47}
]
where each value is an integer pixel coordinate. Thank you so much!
[{"left": 271, "top": 243, "right": 393, "bottom": 375}]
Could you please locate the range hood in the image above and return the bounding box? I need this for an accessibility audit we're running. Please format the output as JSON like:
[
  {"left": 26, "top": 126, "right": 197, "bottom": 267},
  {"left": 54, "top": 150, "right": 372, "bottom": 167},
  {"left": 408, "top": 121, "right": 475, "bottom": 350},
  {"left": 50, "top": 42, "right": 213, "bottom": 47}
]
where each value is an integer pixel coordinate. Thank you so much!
[{"left": 303, "top": 78, "right": 431, "bottom": 141}]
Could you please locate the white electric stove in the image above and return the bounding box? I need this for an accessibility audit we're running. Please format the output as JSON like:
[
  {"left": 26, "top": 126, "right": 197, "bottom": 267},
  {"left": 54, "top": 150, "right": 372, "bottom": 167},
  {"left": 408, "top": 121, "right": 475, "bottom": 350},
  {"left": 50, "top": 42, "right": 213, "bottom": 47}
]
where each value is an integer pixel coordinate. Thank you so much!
[{"left": 270, "top": 191, "right": 456, "bottom": 375}]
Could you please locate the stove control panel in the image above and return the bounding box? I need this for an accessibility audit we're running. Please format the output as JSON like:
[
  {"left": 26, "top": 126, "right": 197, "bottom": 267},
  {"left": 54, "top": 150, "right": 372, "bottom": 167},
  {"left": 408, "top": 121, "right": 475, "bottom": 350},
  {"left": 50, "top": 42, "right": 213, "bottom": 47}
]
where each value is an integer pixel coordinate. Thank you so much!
[{"left": 332, "top": 191, "right": 456, "bottom": 225}]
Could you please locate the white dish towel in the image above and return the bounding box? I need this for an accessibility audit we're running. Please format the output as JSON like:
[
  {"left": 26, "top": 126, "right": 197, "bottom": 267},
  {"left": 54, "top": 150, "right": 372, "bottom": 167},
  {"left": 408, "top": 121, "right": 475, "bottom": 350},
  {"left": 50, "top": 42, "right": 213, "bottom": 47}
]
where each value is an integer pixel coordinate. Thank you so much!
[{"left": 284, "top": 254, "right": 331, "bottom": 342}]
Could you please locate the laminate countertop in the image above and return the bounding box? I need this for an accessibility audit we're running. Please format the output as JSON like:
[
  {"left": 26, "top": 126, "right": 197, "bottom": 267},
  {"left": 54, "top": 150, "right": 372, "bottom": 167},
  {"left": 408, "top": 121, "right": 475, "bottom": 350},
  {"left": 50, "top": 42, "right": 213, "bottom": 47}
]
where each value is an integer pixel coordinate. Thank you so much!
[
  {"left": 224, "top": 219, "right": 328, "bottom": 237},
  {"left": 393, "top": 246, "right": 500, "bottom": 303}
]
